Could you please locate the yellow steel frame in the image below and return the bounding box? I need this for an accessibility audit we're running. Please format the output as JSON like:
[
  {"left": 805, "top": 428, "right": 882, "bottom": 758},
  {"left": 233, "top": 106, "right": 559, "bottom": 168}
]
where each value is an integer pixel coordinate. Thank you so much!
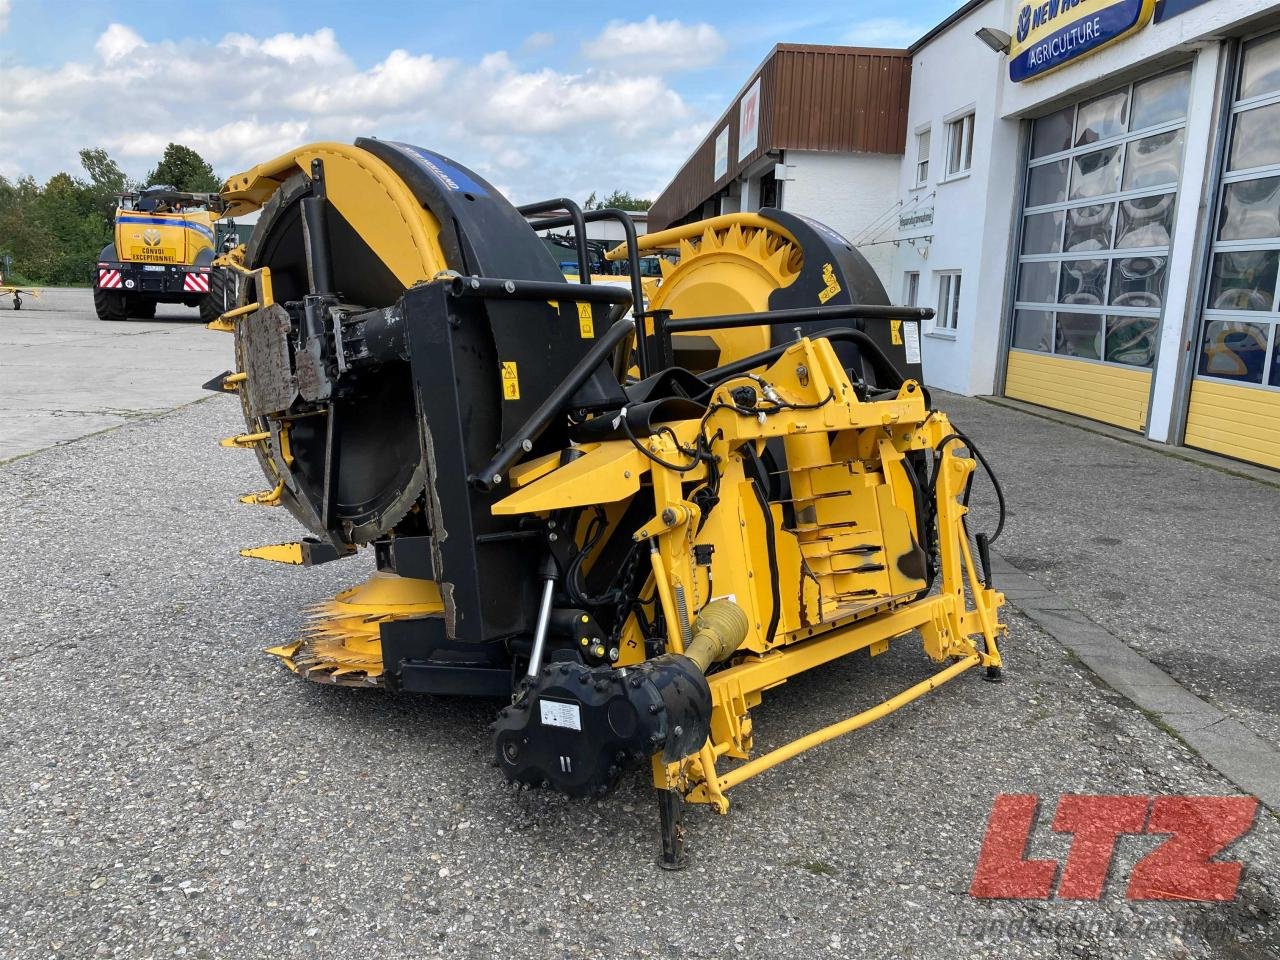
[{"left": 496, "top": 334, "right": 1005, "bottom": 810}]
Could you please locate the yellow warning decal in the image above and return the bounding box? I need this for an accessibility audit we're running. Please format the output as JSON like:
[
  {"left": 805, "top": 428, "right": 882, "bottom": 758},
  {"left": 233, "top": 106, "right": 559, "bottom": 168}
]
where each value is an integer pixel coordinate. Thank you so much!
[
  {"left": 501, "top": 361, "right": 520, "bottom": 400},
  {"left": 891, "top": 319, "right": 903, "bottom": 345},
  {"left": 577, "top": 302, "right": 594, "bottom": 339},
  {"left": 818, "top": 262, "right": 842, "bottom": 304}
]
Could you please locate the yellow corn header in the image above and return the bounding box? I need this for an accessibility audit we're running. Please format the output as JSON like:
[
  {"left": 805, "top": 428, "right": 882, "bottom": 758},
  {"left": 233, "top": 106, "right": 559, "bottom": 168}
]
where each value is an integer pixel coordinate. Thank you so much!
[{"left": 204, "top": 139, "right": 1007, "bottom": 865}]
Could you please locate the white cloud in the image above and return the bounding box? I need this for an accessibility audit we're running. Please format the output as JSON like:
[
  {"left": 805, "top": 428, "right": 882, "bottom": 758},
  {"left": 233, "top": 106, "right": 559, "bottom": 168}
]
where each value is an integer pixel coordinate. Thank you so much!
[
  {"left": 469, "top": 52, "right": 687, "bottom": 136},
  {"left": 841, "top": 18, "right": 925, "bottom": 48},
  {"left": 95, "top": 23, "right": 144, "bottom": 62},
  {"left": 582, "top": 16, "right": 726, "bottom": 71},
  {"left": 0, "top": 0, "right": 11, "bottom": 35},
  {"left": 522, "top": 31, "right": 555, "bottom": 51},
  {"left": 218, "top": 27, "right": 349, "bottom": 67},
  {"left": 284, "top": 49, "right": 450, "bottom": 116},
  {"left": 0, "top": 23, "right": 708, "bottom": 207}
]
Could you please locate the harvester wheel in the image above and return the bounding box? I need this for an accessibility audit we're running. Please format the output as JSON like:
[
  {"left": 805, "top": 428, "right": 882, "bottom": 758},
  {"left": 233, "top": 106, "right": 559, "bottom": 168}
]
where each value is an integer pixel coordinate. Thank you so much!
[
  {"left": 93, "top": 287, "right": 127, "bottom": 321},
  {"left": 198, "top": 268, "right": 230, "bottom": 325},
  {"left": 128, "top": 298, "right": 157, "bottom": 319}
]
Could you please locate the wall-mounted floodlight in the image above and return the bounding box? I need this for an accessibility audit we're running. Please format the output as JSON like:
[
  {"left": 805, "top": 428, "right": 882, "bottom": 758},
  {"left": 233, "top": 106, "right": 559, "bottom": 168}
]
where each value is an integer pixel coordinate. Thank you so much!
[{"left": 975, "top": 27, "right": 1011, "bottom": 53}]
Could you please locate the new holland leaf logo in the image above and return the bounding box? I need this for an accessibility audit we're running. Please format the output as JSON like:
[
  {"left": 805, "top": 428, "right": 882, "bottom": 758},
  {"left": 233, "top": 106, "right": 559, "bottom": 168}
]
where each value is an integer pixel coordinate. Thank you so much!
[
  {"left": 1017, "top": 5, "right": 1032, "bottom": 42},
  {"left": 142, "top": 228, "right": 162, "bottom": 247}
]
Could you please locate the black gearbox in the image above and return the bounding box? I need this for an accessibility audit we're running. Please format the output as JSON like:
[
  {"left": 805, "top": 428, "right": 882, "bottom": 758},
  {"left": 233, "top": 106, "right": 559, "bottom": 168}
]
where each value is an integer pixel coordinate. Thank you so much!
[{"left": 493, "top": 655, "right": 712, "bottom": 798}]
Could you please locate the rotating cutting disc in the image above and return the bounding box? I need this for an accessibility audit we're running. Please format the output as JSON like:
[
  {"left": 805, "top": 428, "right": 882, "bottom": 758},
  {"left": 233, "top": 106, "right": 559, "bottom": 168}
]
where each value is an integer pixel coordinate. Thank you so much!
[{"left": 229, "top": 145, "right": 454, "bottom": 545}]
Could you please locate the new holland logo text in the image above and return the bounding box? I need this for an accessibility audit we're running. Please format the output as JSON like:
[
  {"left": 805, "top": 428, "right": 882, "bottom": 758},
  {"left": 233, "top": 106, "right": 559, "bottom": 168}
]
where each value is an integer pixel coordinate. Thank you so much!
[{"left": 1017, "top": 0, "right": 1089, "bottom": 42}]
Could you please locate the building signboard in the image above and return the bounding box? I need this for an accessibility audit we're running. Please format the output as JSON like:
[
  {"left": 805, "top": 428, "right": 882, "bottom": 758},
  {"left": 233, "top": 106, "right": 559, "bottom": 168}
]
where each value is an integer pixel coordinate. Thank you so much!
[
  {"left": 714, "top": 127, "right": 729, "bottom": 181},
  {"left": 1008, "top": 0, "right": 1156, "bottom": 82},
  {"left": 738, "top": 78, "right": 762, "bottom": 160}
]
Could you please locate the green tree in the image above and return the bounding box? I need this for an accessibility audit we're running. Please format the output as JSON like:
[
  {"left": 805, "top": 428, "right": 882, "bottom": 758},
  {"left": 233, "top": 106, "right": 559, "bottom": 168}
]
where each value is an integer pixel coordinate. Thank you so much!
[
  {"left": 79, "top": 148, "right": 132, "bottom": 214},
  {"left": 145, "top": 143, "right": 219, "bottom": 192},
  {"left": 584, "top": 189, "right": 652, "bottom": 211},
  {"left": 0, "top": 147, "right": 136, "bottom": 285},
  {"left": 0, "top": 174, "right": 56, "bottom": 283}
]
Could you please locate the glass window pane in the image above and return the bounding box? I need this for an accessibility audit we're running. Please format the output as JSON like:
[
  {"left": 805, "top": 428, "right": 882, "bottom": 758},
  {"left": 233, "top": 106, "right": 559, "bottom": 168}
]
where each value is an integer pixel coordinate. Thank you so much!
[
  {"left": 1130, "top": 68, "right": 1191, "bottom": 130},
  {"left": 1199, "top": 319, "right": 1269, "bottom": 383},
  {"left": 1013, "top": 310, "right": 1054, "bottom": 352},
  {"left": 1032, "top": 105, "right": 1074, "bottom": 158},
  {"left": 1022, "top": 210, "right": 1064, "bottom": 254},
  {"left": 1064, "top": 203, "right": 1115, "bottom": 253},
  {"left": 1123, "top": 130, "right": 1184, "bottom": 190},
  {"left": 1116, "top": 194, "right": 1175, "bottom": 248},
  {"left": 1206, "top": 251, "right": 1280, "bottom": 311},
  {"left": 1240, "top": 32, "right": 1280, "bottom": 100},
  {"left": 1055, "top": 312, "right": 1103, "bottom": 358},
  {"left": 1059, "top": 259, "right": 1108, "bottom": 305},
  {"left": 1218, "top": 176, "right": 1280, "bottom": 241},
  {"left": 1026, "top": 160, "right": 1069, "bottom": 207},
  {"left": 1229, "top": 102, "right": 1280, "bottom": 171},
  {"left": 1071, "top": 146, "right": 1122, "bottom": 200},
  {"left": 1109, "top": 256, "right": 1167, "bottom": 310},
  {"left": 1105, "top": 316, "right": 1158, "bottom": 367},
  {"left": 1271, "top": 340, "right": 1280, "bottom": 388},
  {"left": 1017, "top": 260, "right": 1058, "bottom": 303},
  {"left": 1075, "top": 90, "right": 1127, "bottom": 146}
]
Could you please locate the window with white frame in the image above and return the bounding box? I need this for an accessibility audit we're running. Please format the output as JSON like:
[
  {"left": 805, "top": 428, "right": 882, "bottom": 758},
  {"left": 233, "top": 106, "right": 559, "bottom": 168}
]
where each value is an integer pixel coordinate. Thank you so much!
[
  {"left": 915, "top": 129, "right": 930, "bottom": 186},
  {"left": 935, "top": 272, "right": 961, "bottom": 331},
  {"left": 945, "top": 113, "right": 975, "bottom": 178},
  {"left": 904, "top": 271, "right": 920, "bottom": 306}
]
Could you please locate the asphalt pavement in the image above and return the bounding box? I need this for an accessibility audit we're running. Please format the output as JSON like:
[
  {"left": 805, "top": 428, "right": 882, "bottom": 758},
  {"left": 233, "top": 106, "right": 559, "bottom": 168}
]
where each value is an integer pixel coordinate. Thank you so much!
[
  {"left": 0, "top": 288, "right": 227, "bottom": 462},
  {"left": 942, "top": 392, "right": 1280, "bottom": 752},
  {"left": 0, "top": 299, "right": 1276, "bottom": 959}
]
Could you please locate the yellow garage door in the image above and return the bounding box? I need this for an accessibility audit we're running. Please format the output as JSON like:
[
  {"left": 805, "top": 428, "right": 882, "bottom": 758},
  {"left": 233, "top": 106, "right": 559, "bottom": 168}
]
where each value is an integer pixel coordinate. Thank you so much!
[
  {"left": 1006, "top": 350, "right": 1151, "bottom": 432},
  {"left": 1185, "top": 379, "right": 1280, "bottom": 470},
  {"left": 1182, "top": 31, "right": 1280, "bottom": 472}
]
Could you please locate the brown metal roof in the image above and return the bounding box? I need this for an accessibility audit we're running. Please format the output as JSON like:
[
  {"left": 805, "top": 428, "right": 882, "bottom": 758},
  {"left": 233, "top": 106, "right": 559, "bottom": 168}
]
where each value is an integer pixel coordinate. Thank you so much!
[{"left": 649, "top": 44, "right": 912, "bottom": 230}]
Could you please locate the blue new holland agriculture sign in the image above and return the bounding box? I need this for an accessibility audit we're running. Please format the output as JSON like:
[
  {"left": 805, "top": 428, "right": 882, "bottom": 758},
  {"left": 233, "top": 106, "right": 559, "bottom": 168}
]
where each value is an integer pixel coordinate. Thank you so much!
[{"left": 1009, "top": 0, "right": 1156, "bottom": 82}]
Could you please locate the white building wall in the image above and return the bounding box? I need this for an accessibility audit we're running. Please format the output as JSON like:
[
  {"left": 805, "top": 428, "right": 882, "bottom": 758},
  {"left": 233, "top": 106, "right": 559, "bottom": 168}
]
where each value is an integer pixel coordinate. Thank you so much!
[
  {"left": 891, "top": 0, "right": 1020, "bottom": 396},
  {"left": 780, "top": 150, "right": 903, "bottom": 292}
]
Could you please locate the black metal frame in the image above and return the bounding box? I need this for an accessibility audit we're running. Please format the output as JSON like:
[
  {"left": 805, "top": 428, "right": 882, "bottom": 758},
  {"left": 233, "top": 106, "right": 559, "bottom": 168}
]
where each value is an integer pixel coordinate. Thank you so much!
[
  {"left": 518, "top": 203, "right": 651, "bottom": 371},
  {"left": 471, "top": 306, "right": 635, "bottom": 491},
  {"left": 666, "top": 303, "right": 932, "bottom": 333},
  {"left": 518, "top": 198, "right": 592, "bottom": 286}
]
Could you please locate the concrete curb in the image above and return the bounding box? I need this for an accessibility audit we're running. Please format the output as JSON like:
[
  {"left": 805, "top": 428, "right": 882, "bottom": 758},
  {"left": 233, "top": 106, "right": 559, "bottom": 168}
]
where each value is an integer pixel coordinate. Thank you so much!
[{"left": 991, "top": 552, "right": 1280, "bottom": 812}]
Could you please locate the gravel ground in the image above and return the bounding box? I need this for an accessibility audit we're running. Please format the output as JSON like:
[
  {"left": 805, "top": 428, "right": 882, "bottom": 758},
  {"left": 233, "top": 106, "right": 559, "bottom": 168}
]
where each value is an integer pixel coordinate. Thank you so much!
[
  {"left": 939, "top": 393, "right": 1280, "bottom": 750},
  {"left": 0, "top": 392, "right": 1275, "bottom": 959}
]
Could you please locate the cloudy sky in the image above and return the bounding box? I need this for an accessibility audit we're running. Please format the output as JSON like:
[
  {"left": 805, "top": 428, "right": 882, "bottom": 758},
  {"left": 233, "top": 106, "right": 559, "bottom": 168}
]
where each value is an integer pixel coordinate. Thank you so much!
[{"left": 0, "top": 0, "right": 966, "bottom": 203}]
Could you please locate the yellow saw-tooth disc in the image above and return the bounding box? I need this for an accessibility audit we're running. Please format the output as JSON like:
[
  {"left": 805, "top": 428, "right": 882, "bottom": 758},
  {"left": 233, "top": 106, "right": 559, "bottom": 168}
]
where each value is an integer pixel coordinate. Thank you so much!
[{"left": 650, "top": 221, "right": 803, "bottom": 367}]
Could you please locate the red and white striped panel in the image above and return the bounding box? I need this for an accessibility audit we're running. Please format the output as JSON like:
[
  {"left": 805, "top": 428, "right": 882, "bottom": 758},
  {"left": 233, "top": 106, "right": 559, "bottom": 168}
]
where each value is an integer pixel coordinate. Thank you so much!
[
  {"left": 98, "top": 268, "right": 122, "bottom": 289},
  {"left": 183, "top": 272, "right": 210, "bottom": 293}
]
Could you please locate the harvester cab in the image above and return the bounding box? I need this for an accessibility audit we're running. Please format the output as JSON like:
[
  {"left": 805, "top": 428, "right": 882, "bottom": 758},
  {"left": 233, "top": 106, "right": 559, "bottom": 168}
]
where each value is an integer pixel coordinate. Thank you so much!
[
  {"left": 94, "top": 185, "right": 232, "bottom": 323},
  {"left": 204, "top": 140, "right": 1007, "bottom": 866}
]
